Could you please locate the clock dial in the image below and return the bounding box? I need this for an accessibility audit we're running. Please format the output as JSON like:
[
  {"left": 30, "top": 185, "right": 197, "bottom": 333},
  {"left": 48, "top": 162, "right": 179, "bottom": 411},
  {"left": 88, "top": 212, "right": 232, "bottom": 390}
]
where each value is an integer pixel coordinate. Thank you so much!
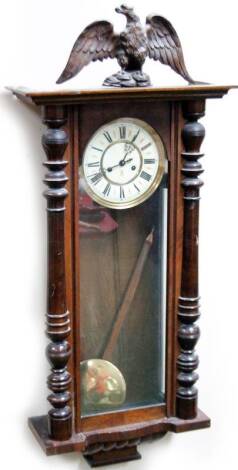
[{"left": 82, "top": 118, "right": 166, "bottom": 209}]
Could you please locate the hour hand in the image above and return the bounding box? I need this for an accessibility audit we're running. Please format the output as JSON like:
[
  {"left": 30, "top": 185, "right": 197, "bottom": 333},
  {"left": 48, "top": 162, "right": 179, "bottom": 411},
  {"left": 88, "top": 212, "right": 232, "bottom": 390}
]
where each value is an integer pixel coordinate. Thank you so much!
[
  {"left": 105, "top": 162, "right": 120, "bottom": 172},
  {"left": 119, "top": 157, "right": 133, "bottom": 167},
  {"left": 106, "top": 158, "right": 133, "bottom": 172}
]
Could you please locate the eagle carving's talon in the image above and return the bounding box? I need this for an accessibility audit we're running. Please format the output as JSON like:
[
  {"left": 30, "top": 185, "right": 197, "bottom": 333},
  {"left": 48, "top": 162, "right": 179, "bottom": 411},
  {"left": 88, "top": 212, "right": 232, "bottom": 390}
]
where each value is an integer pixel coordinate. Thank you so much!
[
  {"left": 103, "top": 75, "right": 120, "bottom": 85},
  {"left": 117, "top": 71, "right": 136, "bottom": 86},
  {"left": 116, "top": 70, "right": 131, "bottom": 79},
  {"left": 103, "top": 70, "right": 151, "bottom": 88},
  {"left": 132, "top": 71, "right": 151, "bottom": 87},
  {"left": 121, "top": 79, "right": 137, "bottom": 88},
  {"left": 104, "top": 71, "right": 137, "bottom": 88}
]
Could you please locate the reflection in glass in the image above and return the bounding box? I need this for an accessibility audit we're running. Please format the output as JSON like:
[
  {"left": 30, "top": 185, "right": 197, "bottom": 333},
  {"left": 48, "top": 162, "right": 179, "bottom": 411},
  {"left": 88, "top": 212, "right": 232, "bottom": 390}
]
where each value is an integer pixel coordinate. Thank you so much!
[{"left": 79, "top": 175, "right": 167, "bottom": 417}]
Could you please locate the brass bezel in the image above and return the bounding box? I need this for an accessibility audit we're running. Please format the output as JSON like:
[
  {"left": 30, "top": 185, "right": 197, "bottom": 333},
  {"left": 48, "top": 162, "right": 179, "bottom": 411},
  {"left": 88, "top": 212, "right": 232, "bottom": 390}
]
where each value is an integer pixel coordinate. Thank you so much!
[{"left": 81, "top": 117, "right": 167, "bottom": 210}]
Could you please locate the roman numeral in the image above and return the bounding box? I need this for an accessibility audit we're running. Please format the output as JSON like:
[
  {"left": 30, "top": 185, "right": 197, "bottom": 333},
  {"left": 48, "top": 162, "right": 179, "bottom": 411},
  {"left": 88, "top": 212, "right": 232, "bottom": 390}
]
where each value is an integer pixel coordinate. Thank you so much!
[
  {"left": 144, "top": 158, "right": 156, "bottom": 164},
  {"left": 92, "top": 146, "right": 103, "bottom": 152},
  {"left": 87, "top": 162, "right": 100, "bottom": 167},
  {"left": 134, "top": 184, "right": 140, "bottom": 193},
  {"left": 90, "top": 172, "right": 103, "bottom": 185},
  {"left": 120, "top": 186, "right": 125, "bottom": 200},
  {"left": 141, "top": 142, "right": 152, "bottom": 151},
  {"left": 140, "top": 171, "right": 152, "bottom": 182},
  {"left": 119, "top": 126, "right": 126, "bottom": 139},
  {"left": 131, "top": 129, "right": 140, "bottom": 143},
  {"left": 103, "top": 183, "right": 111, "bottom": 196},
  {"left": 103, "top": 131, "right": 113, "bottom": 143}
]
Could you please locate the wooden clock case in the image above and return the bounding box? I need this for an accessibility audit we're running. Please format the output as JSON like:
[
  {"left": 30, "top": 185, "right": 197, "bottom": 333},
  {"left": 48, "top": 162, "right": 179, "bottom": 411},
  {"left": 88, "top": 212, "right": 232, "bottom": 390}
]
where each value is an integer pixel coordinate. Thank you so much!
[{"left": 9, "top": 85, "right": 235, "bottom": 466}]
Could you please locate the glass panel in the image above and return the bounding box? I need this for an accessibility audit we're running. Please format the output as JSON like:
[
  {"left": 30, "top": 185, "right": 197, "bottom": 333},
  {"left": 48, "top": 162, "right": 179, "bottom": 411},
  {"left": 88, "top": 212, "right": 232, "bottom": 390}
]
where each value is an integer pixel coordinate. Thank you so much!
[{"left": 79, "top": 175, "right": 167, "bottom": 417}]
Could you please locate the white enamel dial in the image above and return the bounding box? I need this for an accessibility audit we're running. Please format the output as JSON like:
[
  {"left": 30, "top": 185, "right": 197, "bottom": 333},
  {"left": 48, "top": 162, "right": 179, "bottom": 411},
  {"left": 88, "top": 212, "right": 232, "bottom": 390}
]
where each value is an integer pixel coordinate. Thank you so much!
[{"left": 82, "top": 118, "right": 166, "bottom": 209}]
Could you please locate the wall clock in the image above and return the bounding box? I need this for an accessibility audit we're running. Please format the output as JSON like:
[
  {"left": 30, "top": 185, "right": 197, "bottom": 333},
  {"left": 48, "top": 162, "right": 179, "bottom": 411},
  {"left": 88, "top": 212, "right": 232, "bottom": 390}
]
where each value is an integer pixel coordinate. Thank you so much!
[{"left": 8, "top": 84, "right": 236, "bottom": 467}]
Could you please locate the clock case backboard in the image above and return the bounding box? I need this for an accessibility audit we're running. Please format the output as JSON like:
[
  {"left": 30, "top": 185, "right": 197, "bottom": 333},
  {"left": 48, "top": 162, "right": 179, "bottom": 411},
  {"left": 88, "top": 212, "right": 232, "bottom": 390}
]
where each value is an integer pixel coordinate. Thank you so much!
[{"left": 9, "top": 85, "right": 234, "bottom": 466}]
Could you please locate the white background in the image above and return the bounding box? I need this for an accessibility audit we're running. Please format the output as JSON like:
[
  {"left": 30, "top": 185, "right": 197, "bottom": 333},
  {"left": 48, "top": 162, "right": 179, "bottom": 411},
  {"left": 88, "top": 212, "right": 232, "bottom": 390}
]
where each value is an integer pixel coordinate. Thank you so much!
[{"left": 1, "top": 1, "right": 238, "bottom": 469}]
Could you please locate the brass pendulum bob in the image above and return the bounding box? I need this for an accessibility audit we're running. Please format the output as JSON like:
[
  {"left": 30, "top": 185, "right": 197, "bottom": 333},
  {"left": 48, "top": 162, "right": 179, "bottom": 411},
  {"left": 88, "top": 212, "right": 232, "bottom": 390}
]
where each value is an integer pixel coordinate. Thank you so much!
[{"left": 81, "top": 229, "right": 154, "bottom": 411}]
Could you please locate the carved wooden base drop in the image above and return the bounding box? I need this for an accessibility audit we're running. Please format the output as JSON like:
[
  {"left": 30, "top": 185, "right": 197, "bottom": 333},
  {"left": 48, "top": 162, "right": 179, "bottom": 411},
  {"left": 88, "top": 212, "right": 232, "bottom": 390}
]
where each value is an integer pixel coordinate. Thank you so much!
[
  {"left": 84, "top": 445, "right": 141, "bottom": 467},
  {"left": 8, "top": 85, "right": 235, "bottom": 466},
  {"left": 29, "top": 410, "right": 210, "bottom": 464}
]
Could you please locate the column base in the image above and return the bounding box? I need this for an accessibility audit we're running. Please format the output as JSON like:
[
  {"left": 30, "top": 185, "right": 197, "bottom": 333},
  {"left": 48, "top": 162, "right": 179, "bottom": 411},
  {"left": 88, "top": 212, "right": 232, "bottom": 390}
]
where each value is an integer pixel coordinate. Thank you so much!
[{"left": 176, "top": 395, "right": 197, "bottom": 420}]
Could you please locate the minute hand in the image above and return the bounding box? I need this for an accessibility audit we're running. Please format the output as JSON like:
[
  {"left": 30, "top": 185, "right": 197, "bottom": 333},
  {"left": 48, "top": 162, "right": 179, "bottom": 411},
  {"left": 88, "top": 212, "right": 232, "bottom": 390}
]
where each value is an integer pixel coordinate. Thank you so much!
[
  {"left": 121, "top": 150, "right": 130, "bottom": 164},
  {"left": 121, "top": 146, "right": 135, "bottom": 163}
]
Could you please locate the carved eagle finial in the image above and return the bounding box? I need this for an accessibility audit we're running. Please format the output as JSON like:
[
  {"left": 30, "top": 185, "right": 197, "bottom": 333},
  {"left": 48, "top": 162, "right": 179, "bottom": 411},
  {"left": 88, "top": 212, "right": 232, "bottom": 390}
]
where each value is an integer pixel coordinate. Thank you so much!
[{"left": 56, "top": 4, "right": 199, "bottom": 88}]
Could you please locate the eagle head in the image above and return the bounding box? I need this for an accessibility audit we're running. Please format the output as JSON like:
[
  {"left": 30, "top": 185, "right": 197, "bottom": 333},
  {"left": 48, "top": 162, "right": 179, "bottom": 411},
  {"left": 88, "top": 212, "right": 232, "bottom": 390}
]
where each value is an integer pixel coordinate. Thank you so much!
[{"left": 115, "top": 4, "right": 139, "bottom": 22}]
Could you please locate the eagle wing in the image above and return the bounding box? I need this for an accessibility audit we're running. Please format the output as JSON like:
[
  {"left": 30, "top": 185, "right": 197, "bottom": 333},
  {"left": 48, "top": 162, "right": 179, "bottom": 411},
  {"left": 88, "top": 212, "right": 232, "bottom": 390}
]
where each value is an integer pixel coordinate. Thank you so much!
[
  {"left": 146, "top": 15, "right": 194, "bottom": 83},
  {"left": 56, "top": 21, "right": 119, "bottom": 84}
]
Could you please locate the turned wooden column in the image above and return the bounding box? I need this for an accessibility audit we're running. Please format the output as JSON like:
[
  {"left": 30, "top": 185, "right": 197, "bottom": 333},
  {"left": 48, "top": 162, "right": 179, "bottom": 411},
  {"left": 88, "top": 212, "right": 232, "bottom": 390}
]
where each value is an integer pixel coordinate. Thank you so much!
[
  {"left": 42, "top": 105, "right": 72, "bottom": 440},
  {"left": 176, "top": 100, "right": 205, "bottom": 419}
]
